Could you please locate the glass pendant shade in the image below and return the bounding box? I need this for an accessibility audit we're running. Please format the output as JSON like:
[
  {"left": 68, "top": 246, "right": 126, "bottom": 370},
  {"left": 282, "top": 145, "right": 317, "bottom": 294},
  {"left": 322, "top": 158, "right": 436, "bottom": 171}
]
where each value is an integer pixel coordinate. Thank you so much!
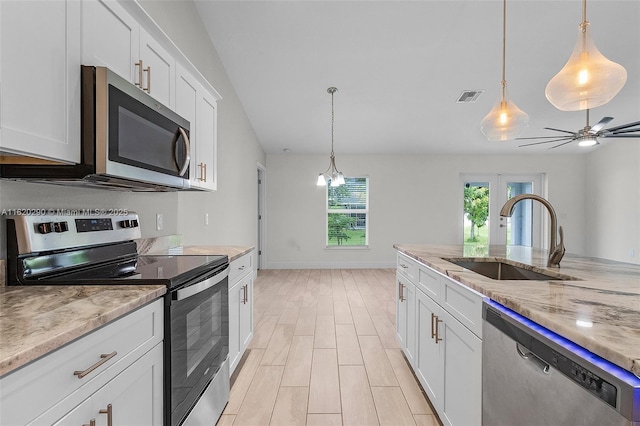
[
  {"left": 480, "top": 83, "right": 530, "bottom": 141},
  {"left": 317, "top": 174, "right": 327, "bottom": 186},
  {"left": 545, "top": 22, "right": 627, "bottom": 111}
]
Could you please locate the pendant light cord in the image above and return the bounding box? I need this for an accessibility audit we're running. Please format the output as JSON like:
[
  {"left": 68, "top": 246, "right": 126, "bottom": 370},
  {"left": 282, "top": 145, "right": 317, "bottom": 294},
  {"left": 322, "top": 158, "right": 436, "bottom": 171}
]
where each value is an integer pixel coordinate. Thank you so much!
[
  {"left": 501, "top": 0, "right": 507, "bottom": 99},
  {"left": 329, "top": 87, "right": 336, "bottom": 158}
]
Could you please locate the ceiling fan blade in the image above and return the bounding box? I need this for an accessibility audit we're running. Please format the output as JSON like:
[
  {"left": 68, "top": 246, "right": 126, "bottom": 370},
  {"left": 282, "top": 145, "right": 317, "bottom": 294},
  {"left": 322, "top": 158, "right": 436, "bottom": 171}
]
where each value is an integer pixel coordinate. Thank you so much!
[
  {"left": 543, "top": 127, "right": 577, "bottom": 135},
  {"left": 609, "top": 128, "right": 640, "bottom": 135},
  {"left": 603, "top": 134, "right": 640, "bottom": 138},
  {"left": 549, "top": 140, "right": 578, "bottom": 149},
  {"left": 516, "top": 136, "right": 576, "bottom": 140},
  {"left": 518, "top": 138, "right": 573, "bottom": 147},
  {"left": 589, "top": 117, "right": 614, "bottom": 133},
  {"left": 605, "top": 120, "right": 640, "bottom": 132}
]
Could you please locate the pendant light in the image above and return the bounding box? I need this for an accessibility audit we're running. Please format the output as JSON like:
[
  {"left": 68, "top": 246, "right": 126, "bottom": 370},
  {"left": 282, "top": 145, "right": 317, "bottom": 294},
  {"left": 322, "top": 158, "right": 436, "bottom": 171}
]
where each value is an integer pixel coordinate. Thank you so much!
[
  {"left": 480, "top": 0, "right": 529, "bottom": 141},
  {"left": 545, "top": 0, "right": 627, "bottom": 111},
  {"left": 317, "top": 87, "right": 345, "bottom": 187}
]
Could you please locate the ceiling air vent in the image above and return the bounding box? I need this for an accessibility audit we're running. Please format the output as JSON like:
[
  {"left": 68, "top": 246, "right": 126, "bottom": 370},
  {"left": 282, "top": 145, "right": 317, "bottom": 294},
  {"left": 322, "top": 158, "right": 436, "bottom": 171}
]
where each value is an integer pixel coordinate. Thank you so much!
[{"left": 457, "top": 90, "right": 484, "bottom": 103}]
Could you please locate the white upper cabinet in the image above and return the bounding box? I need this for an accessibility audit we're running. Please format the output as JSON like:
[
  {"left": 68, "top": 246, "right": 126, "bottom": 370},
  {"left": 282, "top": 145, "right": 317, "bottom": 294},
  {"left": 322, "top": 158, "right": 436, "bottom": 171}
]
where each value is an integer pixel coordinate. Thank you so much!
[
  {"left": 81, "top": 0, "right": 139, "bottom": 83},
  {"left": 81, "top": 0, "right": 175, "bottom": 108},
  {"left": 176, "top": 63, "right": 219, "bottom": 191},
  {"left": 0, "top": 0, "right": 81, "bottom": 163}
]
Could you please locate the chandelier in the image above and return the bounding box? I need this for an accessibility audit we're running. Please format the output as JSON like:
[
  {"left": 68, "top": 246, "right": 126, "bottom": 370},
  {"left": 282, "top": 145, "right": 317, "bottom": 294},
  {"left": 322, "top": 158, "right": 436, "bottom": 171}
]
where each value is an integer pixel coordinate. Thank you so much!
[{"left": 317, "top": 87, "right": 345, "bottom": 187}]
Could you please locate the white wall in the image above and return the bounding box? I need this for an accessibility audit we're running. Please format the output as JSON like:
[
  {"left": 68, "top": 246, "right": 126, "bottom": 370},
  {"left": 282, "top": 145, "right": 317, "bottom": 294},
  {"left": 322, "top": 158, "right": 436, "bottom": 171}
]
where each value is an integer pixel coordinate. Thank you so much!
[
  {"left": 0, "top": 0, "right": 265, "bottom": 259},
  {"left": 265, "top": 153, "right": 588, "bottom": 268},
  {"left": 138, "top": 0, "right": 266, "bottom": 246},
  {"left": 586, "top": 141, "right": 640, "bottom": 265}
]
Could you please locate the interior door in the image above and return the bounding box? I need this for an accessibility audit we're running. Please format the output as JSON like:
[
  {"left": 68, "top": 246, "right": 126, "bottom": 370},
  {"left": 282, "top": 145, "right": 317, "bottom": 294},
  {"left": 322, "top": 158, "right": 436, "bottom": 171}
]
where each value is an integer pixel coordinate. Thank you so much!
[{"left": 461, "top": 174, "right": 544, "bottom": 251}]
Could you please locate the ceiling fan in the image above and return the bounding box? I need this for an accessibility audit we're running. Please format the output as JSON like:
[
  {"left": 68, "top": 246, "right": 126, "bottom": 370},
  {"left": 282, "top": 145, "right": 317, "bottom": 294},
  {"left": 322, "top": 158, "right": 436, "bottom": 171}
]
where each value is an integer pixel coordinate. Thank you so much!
[{"left": 516, "top": 109, "right": 640, "bottom": 149}]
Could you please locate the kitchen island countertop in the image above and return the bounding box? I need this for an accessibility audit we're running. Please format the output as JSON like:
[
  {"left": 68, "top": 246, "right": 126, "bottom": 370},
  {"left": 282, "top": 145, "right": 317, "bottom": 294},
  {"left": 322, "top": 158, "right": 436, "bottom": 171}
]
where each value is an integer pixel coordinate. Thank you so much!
[
  {"left": 394, "top": 244, "right": 640, "bottom": 377},
  {"left": 0, "top": 285, "right": 166, "bottom": 377}
]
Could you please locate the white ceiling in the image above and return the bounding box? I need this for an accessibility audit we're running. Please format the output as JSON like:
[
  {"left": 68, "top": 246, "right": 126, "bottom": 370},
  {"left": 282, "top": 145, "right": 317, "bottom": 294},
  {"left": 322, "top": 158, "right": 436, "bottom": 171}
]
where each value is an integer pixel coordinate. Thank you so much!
[{"left": 194, "top": 0, "right": 640, "bottom": 155}]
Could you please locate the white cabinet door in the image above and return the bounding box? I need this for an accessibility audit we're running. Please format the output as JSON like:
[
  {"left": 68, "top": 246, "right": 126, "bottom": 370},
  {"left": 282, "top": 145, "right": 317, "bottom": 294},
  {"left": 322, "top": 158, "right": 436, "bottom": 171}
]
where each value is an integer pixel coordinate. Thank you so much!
[
  {"left": 396, "top": 273, "right": 415, "bottom": 366},
  {"left": 415, "top": 289, "right": 444, "bottom": 413},
  {"left": 194, "top": 88, "right": 218, "bottom": 190},
  {"left": 239, "top": 275, "right": 254, "bottom": 350},
  {"left": 440, "top": 309, "right": 482, "bottom": 426},
  {"left": 228, "top": 280, "right": 241, "bottom": 373},
  {"left": 52, "top": 344, "right": 163, "bottom": 426},
  {"left": 0, "top": 0, "right": 81, "bottom": 163},
  {"left": 91, "top": 343, "right": 163, "bottom": 426},
  {"left": 140, "top": 27, "right": 175, "bottom": 108},
  {"left": 81, "top": 0, "right": 139, "bottom": 83}
]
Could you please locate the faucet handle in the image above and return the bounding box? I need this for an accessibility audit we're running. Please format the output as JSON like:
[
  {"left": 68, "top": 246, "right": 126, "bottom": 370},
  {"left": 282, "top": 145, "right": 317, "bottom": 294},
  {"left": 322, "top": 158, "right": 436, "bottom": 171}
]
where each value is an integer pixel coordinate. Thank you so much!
[{"left": 549, "top": 225, "right": 566, "bottom": 267}]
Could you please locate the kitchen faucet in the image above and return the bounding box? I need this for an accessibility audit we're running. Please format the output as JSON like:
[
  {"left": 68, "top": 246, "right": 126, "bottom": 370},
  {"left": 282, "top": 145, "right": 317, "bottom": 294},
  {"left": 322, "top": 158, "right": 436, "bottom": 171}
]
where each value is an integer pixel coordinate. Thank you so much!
[{"left": 499, "top": 194, "right": 565, "bottom": 267}]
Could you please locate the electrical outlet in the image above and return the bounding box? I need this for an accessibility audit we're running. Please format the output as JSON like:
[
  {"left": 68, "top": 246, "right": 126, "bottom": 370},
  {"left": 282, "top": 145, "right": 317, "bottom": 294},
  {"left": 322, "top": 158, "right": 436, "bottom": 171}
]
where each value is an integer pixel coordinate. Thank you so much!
[
  {"left": 205, "top": 213, "right": 209, "bottom": 226},
  {"left": 156, "top": 213, "right": 163, "bottom": 231}
]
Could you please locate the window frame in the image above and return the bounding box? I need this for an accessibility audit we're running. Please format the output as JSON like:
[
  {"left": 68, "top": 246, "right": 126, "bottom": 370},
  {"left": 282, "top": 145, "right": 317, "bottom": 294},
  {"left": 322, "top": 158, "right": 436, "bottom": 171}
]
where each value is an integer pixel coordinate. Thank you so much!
[{"left": 325, "top": 176, "right": 370, "bottom": 249}]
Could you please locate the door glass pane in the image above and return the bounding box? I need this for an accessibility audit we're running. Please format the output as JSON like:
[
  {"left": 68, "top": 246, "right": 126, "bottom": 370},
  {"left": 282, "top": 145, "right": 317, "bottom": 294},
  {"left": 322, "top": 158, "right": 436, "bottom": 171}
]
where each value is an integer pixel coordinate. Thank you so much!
[
  {"left": 463, "top": 181, "right": 490, "bottom": 252},
  {"left": 505, "top": 181, "right": 534, "bottom": 247}
]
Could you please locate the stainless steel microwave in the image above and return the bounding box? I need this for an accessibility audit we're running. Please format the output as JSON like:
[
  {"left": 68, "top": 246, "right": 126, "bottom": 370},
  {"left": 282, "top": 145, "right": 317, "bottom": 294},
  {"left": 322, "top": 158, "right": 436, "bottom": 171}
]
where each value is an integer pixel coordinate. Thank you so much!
[{"left": 0, "top": 66, "right": 191, "bottom": 191}]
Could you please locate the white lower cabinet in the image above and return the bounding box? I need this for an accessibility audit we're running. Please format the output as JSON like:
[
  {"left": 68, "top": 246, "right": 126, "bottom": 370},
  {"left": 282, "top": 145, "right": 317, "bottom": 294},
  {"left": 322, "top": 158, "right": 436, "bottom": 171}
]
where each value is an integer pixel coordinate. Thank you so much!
[
  {"left": 228, "top": 252, "right": 254, "bottom": 374},
  {"left": 0, "top": 299, "right": 164, "bottom": 426},
  {"left": 396, "top": 252, "right": 484, "bottom": 426},
  {"left": 52, "top": 343, "right": 163, "bottom": 426}
]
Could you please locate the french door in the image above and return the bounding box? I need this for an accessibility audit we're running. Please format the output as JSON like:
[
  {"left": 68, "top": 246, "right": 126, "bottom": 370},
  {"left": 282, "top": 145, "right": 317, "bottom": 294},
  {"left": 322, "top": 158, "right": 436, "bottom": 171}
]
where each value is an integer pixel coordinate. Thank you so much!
[{"left": 460, "top": 174, "right": 545, "bottom": 250}]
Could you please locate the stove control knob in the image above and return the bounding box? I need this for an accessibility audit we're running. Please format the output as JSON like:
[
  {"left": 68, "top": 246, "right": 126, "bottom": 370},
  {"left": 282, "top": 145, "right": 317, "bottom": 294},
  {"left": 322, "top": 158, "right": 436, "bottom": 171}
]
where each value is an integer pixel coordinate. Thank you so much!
[
  {"left": 37, "top": 222, "right": 54, "bottom": 234},
  {"left": 119, "top": 219, "right": 139, "bottom": 229},
  {"left": 53, "top": 221, "right": 69, "bottom": 233}
]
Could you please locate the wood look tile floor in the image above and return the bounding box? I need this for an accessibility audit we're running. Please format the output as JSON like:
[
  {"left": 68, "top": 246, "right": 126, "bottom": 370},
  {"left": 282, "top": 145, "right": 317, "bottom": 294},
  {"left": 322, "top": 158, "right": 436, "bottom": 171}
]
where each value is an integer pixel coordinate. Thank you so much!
[{"left": 218, "top": 269, "right": 440, "bottom": 426}]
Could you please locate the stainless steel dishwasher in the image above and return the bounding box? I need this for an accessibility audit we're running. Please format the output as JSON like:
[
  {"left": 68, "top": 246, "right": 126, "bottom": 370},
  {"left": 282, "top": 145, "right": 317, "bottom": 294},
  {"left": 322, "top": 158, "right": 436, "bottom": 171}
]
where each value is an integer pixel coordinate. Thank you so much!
[{"left": 483, "top": 300, "right": 640, "bottom": 426}]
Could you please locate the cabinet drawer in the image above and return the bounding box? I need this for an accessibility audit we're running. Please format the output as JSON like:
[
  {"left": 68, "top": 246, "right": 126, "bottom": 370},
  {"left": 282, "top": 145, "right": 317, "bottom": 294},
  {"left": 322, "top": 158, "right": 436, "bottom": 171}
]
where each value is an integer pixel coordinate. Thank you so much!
[
  {"left": 229, "top": 251, "right": 253, "bottom": 284},
  {"left": 397, "top": 253, "right": 418, "bottom": 282},
  {"left": 417, "top": 265, "right": 441, "bottom": 302},
  {"left": 0, "top": 299, "right": 163, "bottom": 426},
  {"left": 441, "top": 276, "right": 485, "bottom": 338}
]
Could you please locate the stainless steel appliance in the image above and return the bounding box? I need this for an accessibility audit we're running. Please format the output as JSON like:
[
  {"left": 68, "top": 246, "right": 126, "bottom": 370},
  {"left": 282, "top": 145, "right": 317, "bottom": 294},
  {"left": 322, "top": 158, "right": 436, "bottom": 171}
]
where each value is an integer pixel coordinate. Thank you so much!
[
  {"left": 0, "top": 66, "right": 191, "bottom": 191},
  {"left": 5, "top": 212, "right": 229, "bottom": 425},
  {"left": 483, "top": 300, "right": 640, "bottom": 425}
]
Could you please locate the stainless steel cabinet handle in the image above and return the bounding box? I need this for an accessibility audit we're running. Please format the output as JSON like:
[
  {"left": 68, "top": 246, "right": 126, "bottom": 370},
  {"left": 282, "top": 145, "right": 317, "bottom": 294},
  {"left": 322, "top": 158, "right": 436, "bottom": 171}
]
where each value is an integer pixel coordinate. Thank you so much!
[
  {"left": 83, "top": 420, "right": 96, "bottom": 426},
  {"left": 242, "top": 284, "right": 248, "bottom": 304},
  {"left": 431, "top": 313, "right": 436, "bottom": 339},
  {"left": 398, "top": 281, "right": 405, "bottom": 301},
  {"left": 175, "top": 127, "right": 191, "bottom": 176},
  {"left": 434, "top": 316, "right": 443, "bottom": 344},
  {"left": 73, "top": 351, "right": 117, "bottom": 379},
  {"left": 399, "top": 263, "right": 408, "bottom": 269},
  {"left": 198, "top": 163, "right": 207, "bottom": 182},
  {"left": 144, "top": 65, "right": 151, "bottom": 92},
  {"left": 135, "top": 60, "right": 143, "bottom": 87},
  {"left": 238, "top": 265, "right": 246, "bottom": 271},
  {"left": 99, "top": 404, "right": 113, "bottom": 426}
]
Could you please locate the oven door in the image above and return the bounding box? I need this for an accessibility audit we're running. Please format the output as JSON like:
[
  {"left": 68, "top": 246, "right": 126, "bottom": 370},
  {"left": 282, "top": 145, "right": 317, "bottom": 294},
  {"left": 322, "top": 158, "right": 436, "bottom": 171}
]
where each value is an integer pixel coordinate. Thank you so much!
[{"left": 167, "top": 265, "right": 229, "bottom": 426}]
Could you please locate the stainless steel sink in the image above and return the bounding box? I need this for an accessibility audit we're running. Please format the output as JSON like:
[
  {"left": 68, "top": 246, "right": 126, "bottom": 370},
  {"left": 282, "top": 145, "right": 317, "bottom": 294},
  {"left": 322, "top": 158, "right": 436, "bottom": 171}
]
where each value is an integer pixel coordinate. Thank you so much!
[{"left": 442, "top": 258, "right": 578, "bottom": 281}]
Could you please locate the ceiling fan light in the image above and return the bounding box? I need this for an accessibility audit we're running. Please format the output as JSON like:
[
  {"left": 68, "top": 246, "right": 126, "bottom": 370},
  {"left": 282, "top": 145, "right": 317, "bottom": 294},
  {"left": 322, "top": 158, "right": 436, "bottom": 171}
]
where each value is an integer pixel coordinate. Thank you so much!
[
  {"left": 480, "top": 84, "right": 530, "bottom": 141},
  {"left": 578, "top": 137, "right": 598, "bottom": 147},
  {"left": 317, "top": 174, "right": 327, "bottom": 186},
  {"left": 545, "top": 22, "right": 627, "bottom": 111}
]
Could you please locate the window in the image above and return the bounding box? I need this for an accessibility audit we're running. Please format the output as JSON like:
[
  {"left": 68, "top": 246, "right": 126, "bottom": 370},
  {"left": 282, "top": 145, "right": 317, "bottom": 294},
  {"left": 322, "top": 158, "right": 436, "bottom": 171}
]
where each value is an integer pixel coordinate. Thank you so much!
[{"left": 327, "top": 177, "right": 368, "bottom": 247}]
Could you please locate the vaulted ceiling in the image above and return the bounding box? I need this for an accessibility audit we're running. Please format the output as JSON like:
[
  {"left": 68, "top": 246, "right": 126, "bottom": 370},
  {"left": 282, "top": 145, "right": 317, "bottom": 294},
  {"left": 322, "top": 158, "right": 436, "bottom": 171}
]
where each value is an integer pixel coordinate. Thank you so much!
[{"left": 195, "top": 1, "right": 640, "bottom": 155}]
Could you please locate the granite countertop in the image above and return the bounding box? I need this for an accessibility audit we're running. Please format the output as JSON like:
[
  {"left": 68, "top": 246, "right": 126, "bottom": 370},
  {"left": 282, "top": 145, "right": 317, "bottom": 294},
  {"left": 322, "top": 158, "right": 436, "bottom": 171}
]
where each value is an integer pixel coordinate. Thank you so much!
[
  {"left": 0, "top": 285, "right": 166, "bottom": 377},
  {"left": 153, "top": 245, "right": 254, "bottom": 262},
  {"left": 394, "top": 244, "right": 640, "bottom": 377}
]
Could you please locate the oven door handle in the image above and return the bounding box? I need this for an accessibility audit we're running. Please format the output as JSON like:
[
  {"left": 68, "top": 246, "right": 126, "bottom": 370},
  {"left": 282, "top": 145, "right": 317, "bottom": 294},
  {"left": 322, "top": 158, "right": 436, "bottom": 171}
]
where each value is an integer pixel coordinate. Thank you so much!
[{"left": 174, "top": 266, "right": 229, "bottom": 301}]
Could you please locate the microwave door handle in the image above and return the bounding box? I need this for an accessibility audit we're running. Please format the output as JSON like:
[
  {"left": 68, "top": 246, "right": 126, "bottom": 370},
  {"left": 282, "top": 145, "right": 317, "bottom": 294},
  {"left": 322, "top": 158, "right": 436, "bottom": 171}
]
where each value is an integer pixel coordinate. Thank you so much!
[{"left": 175, "top": 127, "right": 191, "bottom": 176}]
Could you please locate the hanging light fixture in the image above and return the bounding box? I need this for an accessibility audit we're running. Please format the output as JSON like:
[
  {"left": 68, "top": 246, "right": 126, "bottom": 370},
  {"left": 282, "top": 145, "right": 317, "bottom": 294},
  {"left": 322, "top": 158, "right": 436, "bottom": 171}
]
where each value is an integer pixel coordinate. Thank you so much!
[
  {"left": 545, "top": 0, "right": 627, "bottom": 111},
  {"left": 317, "top": 87, "right": 345, "bottom": 187},
  {"left": 480, "top": 0, "right": 529, "bottom": 141}
]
